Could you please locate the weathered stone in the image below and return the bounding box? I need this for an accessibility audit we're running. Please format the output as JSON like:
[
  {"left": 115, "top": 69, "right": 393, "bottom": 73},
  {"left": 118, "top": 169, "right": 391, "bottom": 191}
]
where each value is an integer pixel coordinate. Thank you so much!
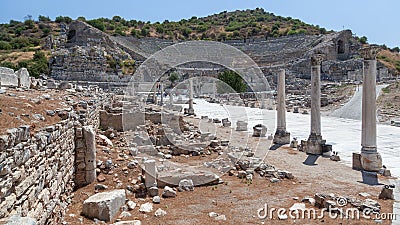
[
  {"left": 144, "top": 160, "right": 157, "bottom": 188},
  {"left": 95, "top": 184, "right": 108, "bottom": 190},
  {"left": 152, "top": 196, "right": 161, "bottom": 204},
  {"left": 178, "top": 179, "right": 194, "bottom": 192},
  {"left": 162, "top": 186, "right": 176, "bottom": 198},
  {"left": 379, "top": 187, "right": 394, "bottom": 200},
  {"left": 127, "top": 201, "right": 136, "bottom": 210},
  {"left": 0, "top": 215, "right": 37, "bottom": 225},
  {"left": 139, "top": 202, "right": 153, "bottom": 213},
  {"left": 236, "top": 121, "right": 248, "bottom": 131},
  {"left": 148, "top": 186, "right": 159, "bottom": 197},
  {"left": 154, "top": 208, "right": 167, "bottom": 217},
  {"left": 252, "top": 124, "right": 267, "bottom": 137},
  {"left": 82, "top": 189, "right": 126, "bottom": 222},
  {"left": 113, "top": 220, "right": 141, "bottom": 225}
]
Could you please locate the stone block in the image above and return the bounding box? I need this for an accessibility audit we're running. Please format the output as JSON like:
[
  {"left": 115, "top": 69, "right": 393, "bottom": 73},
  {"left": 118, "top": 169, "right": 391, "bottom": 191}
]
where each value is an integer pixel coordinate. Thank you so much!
[
  {"left": 82, "top": 189, "right": 126, "bottom": 222},
  {"left": 15, "top": 68, "right": 30, "bottom": 88},
  {"left": 352, "top": 153, "right": 362, "bottom": 170},
  {"left": 379, "top": 187, "right": 394, "bottom": 200},
  {"left": 0, "top": 215, "right": 37, "bottom": 225},
  {"left": 236, "top": 121, "right": 248, "bottom": 131},
  {"left": 252, "top": 124, "right": 267, "bottom": 137},
  {"left": 144, "top": 160, "right": 157, "bottom": 188},
  {"left": 360, "top": 152, "right": 382, "bottom": 172}
]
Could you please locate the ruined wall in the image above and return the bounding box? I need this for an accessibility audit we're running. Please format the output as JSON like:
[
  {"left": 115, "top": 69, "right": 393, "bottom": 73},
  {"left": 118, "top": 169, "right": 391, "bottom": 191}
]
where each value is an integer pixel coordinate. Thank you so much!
[
  {"left": 0, "top": 67, "right": 31, "bottom": 88},
  {"left": 50, "top": 21, "right": 132, "bottom": 85},
  {"left": 0, "top": 67, "right": 18, "bottom": 87},
  {"left": 0, "top": 93, "right": 107, "bottom": 225}
]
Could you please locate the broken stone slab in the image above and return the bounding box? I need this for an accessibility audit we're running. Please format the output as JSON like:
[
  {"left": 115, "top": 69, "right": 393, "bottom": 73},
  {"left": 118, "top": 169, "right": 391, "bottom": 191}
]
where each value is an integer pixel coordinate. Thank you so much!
[
  {"left": 144, "top": 160, "right": 157, "bottom": 188},
  {"left": 98, "top": 134, "right": 113, "bottom": 147},
  {"left": 139, "top": 202, "right": 153, "bottom": 213},
  {"left": 236, "top": 120, "right": 248, "bottom": 131},
  {"left": 162, "top": 186, "right": 176, "bottom": 198},
  {"left": 301, "top": 197, "right": 316, "bottom": 205},
  {"left": 157, "top": 169, "right": 220, "bottom": 188},
  {"left": 252, "top": 124, "right": 267, "bottom": 137},
  {"left": 330, "top": 155, "right": 341, "bottom": 161},
  {"left": 0, "top": 215, "right": 37, "bottom": 225},
  {"left": 113, "top": 221, "right": 141, "bottom": 225},
  {"left": 178, "top": 179, "right": 194, "bottom": 192},
  {"left": 148, "top": 186, "right": 159, "bottom": 197},
  {"left": 360, "top": 199, "right": 381, "bottom": 213},
  {"left": 155, "top": 208, "right": 167, "bottom": 217},
  {"left": 127, "top": 201, "right": 136, "bottom": 210},
  {"left": 379, "top": 186, "right": 394, "bottom": 200},
  {"left": 82, "top": 189, "right": 126, "bottom": 222},
  {"left": 152, "top": 196, "right": 161, "bottom": 204}
]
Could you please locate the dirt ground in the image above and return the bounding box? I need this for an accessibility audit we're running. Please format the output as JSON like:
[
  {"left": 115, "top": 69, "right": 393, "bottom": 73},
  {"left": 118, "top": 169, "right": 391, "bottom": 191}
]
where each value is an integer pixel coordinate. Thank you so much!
[
  {"left": 0, "top": 88, "right": 92, "bottom": 134},
  {"left": 64, "top": 114, "right": 396, "bottom": 225},
  {"left": 321, "top": 83, "right": 356, "bottom": 115},
  {"left": 377, "top": 81, "right": 400, "bottom": 123}
]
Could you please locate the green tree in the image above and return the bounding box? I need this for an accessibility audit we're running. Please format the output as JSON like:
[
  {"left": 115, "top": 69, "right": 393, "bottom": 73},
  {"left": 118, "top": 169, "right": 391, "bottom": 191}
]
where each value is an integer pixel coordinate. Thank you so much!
[
  {"left": 55, "top": 16, "right": 72, "bottom": 24},
  {"left": 38, "top": 15, "right": 51, "bottom": 22},
  {"left": 168, "top": 72, "right": 180, "bottom": 83},
  {"left": 359, "top": 36, "right": 368, "bottom": 44},
  {"left": 218, "top": 70, "right": 247, "bottom": 93},
  {"left": 77, "top": 16, "right": 86, "bottom": 22},
  {"left": 87, "top": 19, "right": 105, "bottom": 31}
]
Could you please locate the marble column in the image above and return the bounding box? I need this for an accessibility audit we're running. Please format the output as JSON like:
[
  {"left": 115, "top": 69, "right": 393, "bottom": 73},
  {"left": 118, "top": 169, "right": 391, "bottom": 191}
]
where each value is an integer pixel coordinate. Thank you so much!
[
  {"left": 159, "top": 83, "right": 164, "bottom": 106},
  {"left": 153, "top": 83, "right": 158, "bottom": 105},
  {"left": 305, "top": 54, "right": 327, "bottom": 155},
  {"left": 273, "top": 69, "right": 290, "bottom": 144},
  {"left": 360, "top": 46, "right": 382, "bottom": 172},
  {"left": 169, "top": 92, "right": 173, "bottom": 105},
  {"left": 188, "top": 79, "right": 195, "bottom": 115}
]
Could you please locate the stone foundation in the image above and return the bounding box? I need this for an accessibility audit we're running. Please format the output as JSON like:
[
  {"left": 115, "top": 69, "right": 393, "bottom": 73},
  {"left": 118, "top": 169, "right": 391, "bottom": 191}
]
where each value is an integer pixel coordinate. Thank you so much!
[
  {"left": 0, "top": 92, "right": 106, "bottom": 224},
  {"left": 273, "top": 130, "right": 291, "bottom": 145}
]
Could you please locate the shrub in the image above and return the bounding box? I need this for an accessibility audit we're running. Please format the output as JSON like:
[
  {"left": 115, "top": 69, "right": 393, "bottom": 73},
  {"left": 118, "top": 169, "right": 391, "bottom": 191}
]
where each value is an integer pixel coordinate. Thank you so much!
[{"left": 0, "top": 41, "right": 12, "bottom": 50}]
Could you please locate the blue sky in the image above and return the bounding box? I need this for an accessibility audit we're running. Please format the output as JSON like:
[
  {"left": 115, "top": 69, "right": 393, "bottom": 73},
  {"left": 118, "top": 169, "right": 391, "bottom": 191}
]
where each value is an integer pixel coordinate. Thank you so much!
[{"left": 2, "top": 0, "right": 399, "bottom": 47}]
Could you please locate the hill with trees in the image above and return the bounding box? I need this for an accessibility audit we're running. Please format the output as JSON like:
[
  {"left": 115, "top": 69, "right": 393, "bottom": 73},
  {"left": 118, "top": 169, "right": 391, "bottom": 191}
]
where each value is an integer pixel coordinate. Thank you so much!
[{"left": 0, "top": 8, "right": 399, "bottom": 76}]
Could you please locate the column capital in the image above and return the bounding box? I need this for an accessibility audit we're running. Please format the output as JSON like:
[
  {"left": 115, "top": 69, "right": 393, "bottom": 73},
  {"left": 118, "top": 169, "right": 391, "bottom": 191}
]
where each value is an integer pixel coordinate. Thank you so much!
[
  {"left": 310, "top": 54, "right": 325, "bottom": 66},
  {"left": 360, "top": 45, "right": 380, "bottom": 60}
]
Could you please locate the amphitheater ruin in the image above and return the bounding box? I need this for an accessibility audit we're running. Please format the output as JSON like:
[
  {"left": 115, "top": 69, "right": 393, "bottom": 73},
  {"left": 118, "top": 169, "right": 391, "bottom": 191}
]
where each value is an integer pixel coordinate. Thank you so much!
[{"left": 0, "top": 20, "right": 399, "bottom": 225}]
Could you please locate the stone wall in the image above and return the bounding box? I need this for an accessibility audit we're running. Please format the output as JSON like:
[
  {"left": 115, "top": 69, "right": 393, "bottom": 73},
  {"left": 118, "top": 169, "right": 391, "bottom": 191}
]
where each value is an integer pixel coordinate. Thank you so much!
[
  {"left": 0, "top": 92, "right": 107, "bottom": 224},
  {"left": 0, "top": 67, "right": 18, "bottom": 87},
  {"left": 0, "top": 67, "right": 31, "bottom": 88}
]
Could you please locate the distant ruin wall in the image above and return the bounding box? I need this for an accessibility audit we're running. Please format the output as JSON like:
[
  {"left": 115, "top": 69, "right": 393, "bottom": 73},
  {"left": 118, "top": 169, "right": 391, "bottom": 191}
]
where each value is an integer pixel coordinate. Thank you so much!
[
  {"left": 0, "top": 67, "right": 31, "bottom": 88},
  {"left": 0, "top": 94, "right": 107, "bottom": 225}
]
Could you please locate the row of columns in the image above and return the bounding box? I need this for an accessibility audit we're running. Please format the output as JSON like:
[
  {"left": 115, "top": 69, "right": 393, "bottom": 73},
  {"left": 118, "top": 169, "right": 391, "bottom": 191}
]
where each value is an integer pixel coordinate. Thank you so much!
[
  {"left": 273, "top": 46, "right": 381, "bottom": 172},
  {"left": 152, "top": 46, "right": 382, "bottom": 172}
]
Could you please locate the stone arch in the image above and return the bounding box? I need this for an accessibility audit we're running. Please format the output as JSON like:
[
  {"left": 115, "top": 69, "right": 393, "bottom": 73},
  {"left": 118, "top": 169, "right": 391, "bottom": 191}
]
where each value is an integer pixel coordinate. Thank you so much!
[
  {"left": 67, "top": 29, "right": 76, "bottom": 43},
  {"left": 337, "top": 39, "right": 345, "bottom": 54}
]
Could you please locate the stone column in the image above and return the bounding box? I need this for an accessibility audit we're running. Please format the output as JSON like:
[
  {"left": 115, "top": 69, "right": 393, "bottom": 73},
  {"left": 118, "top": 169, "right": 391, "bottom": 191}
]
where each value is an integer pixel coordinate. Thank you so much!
[
  {"left": 153, "top": 83, "right": 158, "bottom": 105},
  {"left": 188, "top": 79, "right": 194, "bottom": 115},
  {"left": 160, "top": 83, "right": 164, "bottom": 106},
  {"left": 360, "top": 46, "right": 382, "bottom": 171},
  {"left": 305, "top": 54, "right": 327, "bottom": 155},
  {"left": 212, "top": 80, "right": 216, "bottom": 99},
  {"left": 169, "top": 92, "right": 173, "bottom": 105},
  {"left": 273, "top": 69, "right": 290, "bottom": 144}
]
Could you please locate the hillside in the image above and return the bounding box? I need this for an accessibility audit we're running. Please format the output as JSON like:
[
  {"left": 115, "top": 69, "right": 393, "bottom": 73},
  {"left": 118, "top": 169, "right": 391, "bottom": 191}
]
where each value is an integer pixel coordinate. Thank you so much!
[{"left": 0, "top": 9, "right": 399, "bottom": 76}]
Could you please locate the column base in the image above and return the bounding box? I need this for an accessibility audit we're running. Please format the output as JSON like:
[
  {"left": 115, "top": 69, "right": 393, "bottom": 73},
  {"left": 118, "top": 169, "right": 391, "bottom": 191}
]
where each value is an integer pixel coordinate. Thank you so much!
[
  {"left": 184, "top": 108, "right": 195, "bottom": 116},
  {"left": 304, "top": 133, "right": 331, "bottom": 155},
  {"left": 273, "top": 130, "right": 290, "bottom": 145},
  {"left": 360, "top": 150, "right": 382, "bottom": 172}
]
